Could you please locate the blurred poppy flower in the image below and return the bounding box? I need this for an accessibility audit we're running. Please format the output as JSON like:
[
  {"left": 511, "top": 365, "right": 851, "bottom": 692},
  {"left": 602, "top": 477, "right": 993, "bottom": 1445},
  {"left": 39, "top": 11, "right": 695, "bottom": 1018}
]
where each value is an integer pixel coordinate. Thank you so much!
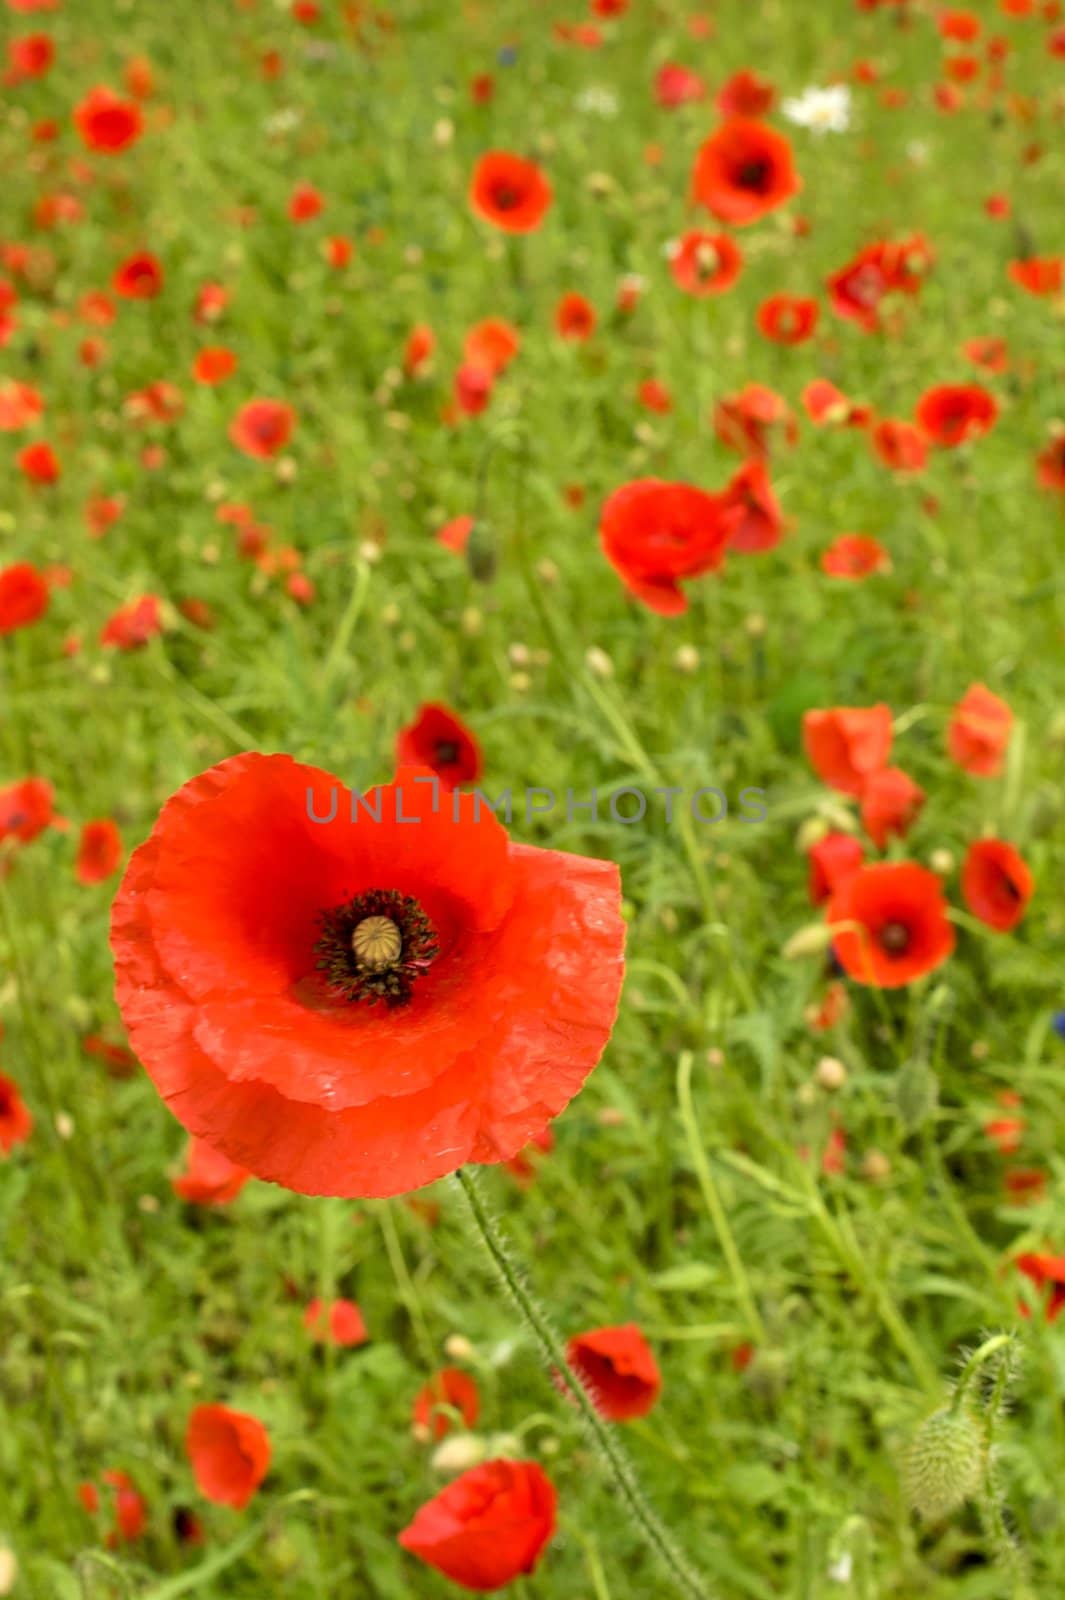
[
  {"left": 1015, "top": 1252, "right": 1065, "bottom": 1322},
  {"left": 654, "top": 62, "right": 706, "bottom": 107},
  {"left": 437, "top": 514, "right": 474, "bottom": 554},
  {"left": 323, "top": 235, "right": 354, "bottom": 268},
  {"left": 6, "top": 32, "right": 55, "bottom": 80},
  {"left": 804, "top": 705, "right": 893, "bottom": 795},
  {"left": 692, "top": 118, "right": 800, "bottom": 225},
  {"left": 110, "top": 758, "right": 624, "bottom": 1198},
  {"left": 413, "top": 1368, "right": 481, "bottom": 1441},
  {"left": 821, "top": 534, "right": 890, "bottom": 579},
  {"left": 859, "top": 767, "right": 925, "bottom": 849},
  {"left": 453, "top": 364, "right": 493, "bottom": 417},
  {"left": 962, "top": 839, "right": 1032, "bottom": 931},
  {"left": 193, "top": 347, "right": 237, "bottom": 385},
  {"left": 463, "top": 318, "right": 520, "bottom": 376},
  {"left": 85, "top": 495, "right": 124, "bottom": 537},
  {"left": 194, "top": 282, "right": 228, "bottom": 323},
  {"left": 555, "top": 292, "right": 597, "bottom": 340},
  {"left": 101, "top": 595, "right": 163, "bottom": 649},
  {"left": 186, "top": 1404, "right": 270, "bottom": 1509},
  {"left": 288, "top": 181, "right": 324, "bottom": 223},
  {"left": 669, "top": 231, "right": 742, "bottom": 296},
  {"left": 564, "top": 1324, "right": 661, "bottom": 1420},
  {"left": 83, "top": 1030, "right": 138, "bottom": 1080},
  {"left": 599, "top": 479, "right": 736, "bottom": 613},
  {"left": 827, "top": 862, "right": 955, "bottom": 987},
  {"left": 1036, "top": 430, "right": 1065, "bottom": 492},
  {"left": 0, "top": 561, "right": 49, "bottom": 634},
  {"left": 229, "top": 399, "right": 296, "bottom": 458},
  {"left": 113, "top": 252, "right": 163, "bottom": 299},
  {"left": 803, "top": 379, "right": 871, "bottom": 428},
  {"left": 0, "top": 380, "right": 43, "bottom": 430},
  {"left": 396, "top": 704, "right": 482, "bottom": 791},
  {"left": 756, "top": 293, "right": 819, "bottom": 344},
  {"left": 469, "top": 151, "right": 552, "bottom": 233},
  {"left": 1007, "top": 256, "right": 1063, "bottom": 296},
  {"left": 721, "top": 459, "right": 786, "bottom": 553},
  {"left": 0, "top": 777, "right": 56, "bottom": 846},
  {"left": 947, "top": 683, "right": 1012, "bottom": 777},
  {"left": 304, "top": 1297, "right": 369, "bottom": 1346},
  {"left": 637, "top": 378, "right": 672, "bottom": 414},
  {"left": 78, "top": 1470, "right": 146, "bottom": 1545},
  {"left": 871, "top": 418, "right": 928, "bottom": 473},
  {"left": 915, "top": 384, "right": 998, "bottom": 447},
  {"left": 74, "top": 86, "right": 143, "bottom": 153},
  {"left": 16, "top": 440, "right": 60, "bottom": 483},
  {"left": 713, "top": 384, "right": 796, "bottom": 458},
  {"left": 827, "top": 235, "right": 932, "bottom": 330},
  {"left": 172, "top": 1135, "right": 251, "bottom": 1205},
  {"left": 962, "top": 335, "right": 1009, "bottom": 373},
  {"left": 75, "top": 819, "right": 123, "bottom": 884},
  {"left": 403, "top": 323, "right": 436, "bottom": 377},
  {"left": 808, "top": 832, "right": 864, "bottom": 904},
  {"left": 399, "top": 1459, "right": 557, "bottom": 1590},
  {"left": 0, "top": 1073, "right": 32, "bottom": 1154},
  {"left": 716, "top": 68, "right": 775, "bottom": 117}
]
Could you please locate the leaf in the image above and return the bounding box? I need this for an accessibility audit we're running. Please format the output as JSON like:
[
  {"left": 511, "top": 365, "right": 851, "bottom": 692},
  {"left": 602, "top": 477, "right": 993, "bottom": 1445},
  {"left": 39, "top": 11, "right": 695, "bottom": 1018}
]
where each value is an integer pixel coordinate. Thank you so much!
[{"left": 649, "top": 1262, "right": 718, "bottom": 1293}]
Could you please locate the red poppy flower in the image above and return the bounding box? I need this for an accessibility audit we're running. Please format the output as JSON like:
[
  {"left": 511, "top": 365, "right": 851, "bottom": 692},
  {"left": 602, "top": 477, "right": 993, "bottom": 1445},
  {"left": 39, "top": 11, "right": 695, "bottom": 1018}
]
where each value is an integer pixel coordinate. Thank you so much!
[
  {"left": 554, "top": 291, "right": 597, "bottom": 341},
  {"left": 669, "top": 231, "right": 742, "bottom": 297},
  {"left": 961, "top": 839, "right": 1032, "bottom": 932},
  {"left": 453, "top": 364, "right": 493, "bottom": 416},
  {"left": 110, "top": 758, "right": 624, "bottom": 1198},
  {"left": 713, "top": 384, "right": 796, "bottom": 458},
  {"left": 715, "top": 68, "right": 775, "bottom": 117},
  {"left": 403, "top": 323, "right": 436, "bottom": 377},
  {"left": 437, "top": 514, "right": 475, "bottom": 554},
  {"left": 193, "top": 347, "right": 237, "bottom": 385},
  {"left": 463, "top": 318, "right": 520, "bottom": 376},
  {"left": 915, "top": 384, "right": 998, "bottom": 447},
  {"left": 947, "top": 683, "right": 1012, "bottom": 776},
  {"left": 1036, "top": 430, "right": 1065, "bottom": 492},
  {"left": 16, "top": 441, "right": 60, "bottom": 484},
  {"left": 859, "top": 767, "right": 925, "bottom": 849},
  {"left": 870, "top": 418, "right": 928, "bottom": 473},
  {"left": 827, "top": 235, "right": 932, "bottom": 331},
  {"left": 396, "top": 704, "right": 482, "bottom": 791},
  {"left": 193, "top": 281, "right": 228, "bottom": 323},
  {"left": 807, "top": 832, "right": 864, "bottom": 905},
  {"left": 323, "top": 234, "right": 354, "bottom": 268},
  {"left": 229, "top": 399, "right": 296, "bottom": 459},
  {"left": 0, "top": 380, "right": 43, "bottom": 431},
  {"left": 821, "top": 534, "right": 891, "bottom": 579},
  {"left": 0, "top": 776, "right": 56, "bottom": 846},
  {"left": 0, "top": 1073, "right": 32, "bottom": 1154},
  {"left": 469, "top": 152, "right": 552, "bottom": 234},
  {"left": 398, "top": 1459, "right": 557, "bottom": 1591},
  {"left": 100, "top": 595, "right": 163, "bottom": 650},
  {"left": 599, "top": 478, "right": 736, "bottom": 613},
  {"left": 962, "top": 335, "right": 1009, "bottom": 373},
  {"left": 564, "top": 1324, "right": 661, "bottom": 1421},
  {"left": 304, "top": 1297, "right": 369, "bottom": 1346},
  {"left": 654, "top": 63, "right": 706, "bottom": 107},
  {"left": 0, "top": 561, "right": 49, "bottom": 634},
  {"left": 74, "top": 86, "right": 143, "bottom": 154},
  {"left": 721, "top": 459, "right": 786, "bottom": 553},
  {"left": 802, "top": 379, "right": 871, "bottom": 428},
  {"left": 78, "top": 1470, "right": 146, "bottom": 1545},
  {"left": 637, "top": 378, "right": 673, "bottom": 414},
  {"left": 803, "top": 705, "right": 893, "bottom": 795},
  {"left": 412, "top": 1368, "right": 481, "bottom": 1441},
  {"left": 6, "top": 32, "right": 54, "bottom": 80},
  {"left": 827, "top": 862, "right": 955, "bottom": 988},
  {"left": 172, "top": 1135, "right": 251, "bottom": 1205},
  {"left": 1015, "top": 1252, "right": 1065, "bottom": 1322},
  {"left": 691, "top": 118, "right": 800, "bottom": 225},
  {"left": 1007, "top": 256, "right": 1063, "bottom": 296},
  {"left": 75, "top": 819, "right": 123, "bottom": 885},
  {"left": 756, "top": 293, "right": 819, "bottom": 345},
  {"left": 186, "top": 1404, "right": 270, "bottom": 1509},
  {"left": 288, "top": 181, "right": 324, "bottom": 223},
  {"left": 113, "top": 252, "right": 163, "bottom": 299}
]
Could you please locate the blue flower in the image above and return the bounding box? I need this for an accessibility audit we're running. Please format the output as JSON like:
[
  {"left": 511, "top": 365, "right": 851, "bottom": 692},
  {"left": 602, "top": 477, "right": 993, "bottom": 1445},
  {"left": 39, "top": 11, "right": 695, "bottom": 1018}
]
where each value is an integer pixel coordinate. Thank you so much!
[
  {"left": 1052, "top": 1010, "right": 1065, "bottom": 1042},
  {"left": 498, "top": 45, "right": 518, "bottom": 66}
]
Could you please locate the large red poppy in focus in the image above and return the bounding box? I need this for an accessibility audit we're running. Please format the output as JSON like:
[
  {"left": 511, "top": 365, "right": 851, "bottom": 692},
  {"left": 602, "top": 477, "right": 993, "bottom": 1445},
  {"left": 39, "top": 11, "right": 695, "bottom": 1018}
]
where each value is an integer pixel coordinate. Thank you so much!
[
  {"left": 827, "top": 862, "right": 955, "bottom": 988},
  {"left": 469, "top": 152, "right": 552, "bottom": 234},
  {"left": 565, "top": 1323, "right": 662, "bottom": 1421},
  {"left": 110, "top": 756, "right": 625, "bottom": 1198},
  {"left": 398, "top": 1458, "right": 557, "bottom": 1591},
  {"left": 599, "top": 479, "right": 738, "bottom": 614},
  {"left": 691, "top": 118, "right": 801, "bottom": 226}
]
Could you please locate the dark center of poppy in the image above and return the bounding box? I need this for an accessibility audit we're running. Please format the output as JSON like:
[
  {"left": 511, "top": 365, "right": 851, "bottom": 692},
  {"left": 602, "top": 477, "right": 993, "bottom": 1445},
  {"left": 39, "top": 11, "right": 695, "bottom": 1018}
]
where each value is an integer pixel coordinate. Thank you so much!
[
  {"left": 434, "top": 739, "right": 460, "bottom": 765},
  {"left": 737, "top": 158, "right": 771, "bottom": 191},
  {"left": 879, "top": 920, "right": 911, "bottom": 955},
  {"left": 313, "top": 887, "right": 438, "bottom": 1006},
  {"left": 492, "top": 183, "right": 520, "bottom": 210}
]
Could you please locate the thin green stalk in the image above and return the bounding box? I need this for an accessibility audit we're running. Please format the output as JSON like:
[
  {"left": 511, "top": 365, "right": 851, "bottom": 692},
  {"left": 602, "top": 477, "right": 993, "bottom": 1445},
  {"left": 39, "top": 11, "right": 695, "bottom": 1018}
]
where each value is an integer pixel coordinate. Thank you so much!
[{"left": 455, "top": 1168, "right": 714, "bottom": 1600}]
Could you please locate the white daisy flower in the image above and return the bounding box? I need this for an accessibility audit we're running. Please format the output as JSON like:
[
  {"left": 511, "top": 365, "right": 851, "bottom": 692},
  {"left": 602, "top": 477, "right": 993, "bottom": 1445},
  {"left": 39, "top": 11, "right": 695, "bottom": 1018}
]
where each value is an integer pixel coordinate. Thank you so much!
[{"left": 781, "top": 85, "right": 853, "bottom": 134}]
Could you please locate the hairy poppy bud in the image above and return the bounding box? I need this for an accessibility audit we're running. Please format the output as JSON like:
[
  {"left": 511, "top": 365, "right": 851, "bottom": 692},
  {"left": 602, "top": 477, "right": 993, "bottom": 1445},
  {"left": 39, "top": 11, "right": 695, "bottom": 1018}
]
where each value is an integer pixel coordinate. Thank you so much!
[{"left": 904, "top": 1405, "right": 984, "bottom": 1522}]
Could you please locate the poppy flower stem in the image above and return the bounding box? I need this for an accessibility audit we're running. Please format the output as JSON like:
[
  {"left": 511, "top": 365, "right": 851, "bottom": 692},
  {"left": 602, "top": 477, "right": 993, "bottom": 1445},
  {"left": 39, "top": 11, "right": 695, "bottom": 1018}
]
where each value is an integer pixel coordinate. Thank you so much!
[{"left": 455, "top": 1167, "right": 715, "bottom": 1600}]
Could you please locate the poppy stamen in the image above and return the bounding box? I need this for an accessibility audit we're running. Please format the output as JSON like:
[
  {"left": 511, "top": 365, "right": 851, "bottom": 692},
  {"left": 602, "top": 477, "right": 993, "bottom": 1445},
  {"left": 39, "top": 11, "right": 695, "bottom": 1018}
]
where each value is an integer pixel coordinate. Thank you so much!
[
  {"left": 879, "top": 920, "right": 911, "bottom": 955},
  {"left": 314, "top": 888, "right": 439, "bottom": 1006}
]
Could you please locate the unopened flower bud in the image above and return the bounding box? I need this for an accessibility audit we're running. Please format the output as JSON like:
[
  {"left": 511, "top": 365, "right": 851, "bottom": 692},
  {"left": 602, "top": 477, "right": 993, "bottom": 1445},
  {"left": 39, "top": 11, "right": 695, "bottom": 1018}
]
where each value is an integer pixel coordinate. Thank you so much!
[
  {"left": 431, "top": 1434, "right": 487, "bottom": 1475},
  {"left": 815, "top": 1056, "right": 847, "bottom": 1091},
  {"left": 904, "top": 1405, "right": 984, "bottom": 1522},
  {"left": 783, "top": 921, "right": 835, "bottom": 960}
]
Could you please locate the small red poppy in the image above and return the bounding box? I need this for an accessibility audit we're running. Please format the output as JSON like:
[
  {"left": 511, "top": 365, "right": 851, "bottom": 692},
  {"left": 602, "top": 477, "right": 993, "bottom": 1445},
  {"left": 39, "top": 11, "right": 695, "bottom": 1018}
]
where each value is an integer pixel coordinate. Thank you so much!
[
  {"left": 1015, "top": 1252, "right": 1065, "bottom": 1322},
  {"left": 564, "top": 1323, "right": 661, "bottom": 1421},
  {"left": 186, "top": 1404, "right": 271, "bottom": 1509},
  {"left": 637, "top": 378, "right": 673, "bottom": 414},
  {"left": 827, "top": 861, "right": 955, "bottom": 988},
  {"left": 193, "top": 347, "right": 238, "bottom": 385},
  {"left": 961, "top": 839, "right": 1032, "bottom": 932},
  {"left": 76, "top": 819, "right": 123, "bottom": 884},
  {"left": 599, "top": 478, "right": 737, "bottom": 613},
  {"left": 827, "top": 235, "right": 932, "bottom": 331},
  {"left": 915, "top": 384, "right": 998, "bottom": 447},
  {"left": 947, "top": 683, "right": 1012, "bottom": 777},
  {"left": 713, "top": 384, "right": 795, "bottom": 458},
  {"left": 110, "top": 758, "right": 625, "bottom": 1199},
  {"left": 453, "top": 364, "right": 493, "bottom": 417},
  {"left": 113, "top": 252, "right": 164, "bottom": 300},
  {"left": 721, "top": 459, "right": 786, "bottom": 554},
  {"left": 172, "top": 1136, "right": 251, "bottom": 1205},
  {"left": 469, "top": 151, "right": 552, "bottom": 234},
  {"left": 412, "top": 1368, "right": 481, "bottom": 1441},
  {"left": 403, "top": 323, "right": 436, "bottom": 377},
  {"left": 437, "top": 514, "right": 475, "bottom": 554},
  {"left": 803, "top": 705, "right": 893, "bottom": 796},
  {"left": 807, "top": 832, "right": 864, "bottom": 905},
  {"left": 554, "top": 291, "right": 597, "bottom": 340},
  {"left": 288, "top": 181, "right": 324, "bottom": 223},
  {"left": 100, "top": 595, "right": 163, "bottom": 650},
  {"left": 398, "top": 1459, "right": 557, "bottom": 1591},
  {"left": 0, "top": 561, "right": 49, "bottom": 634},
  {"left": 670, "top": 230, "right": 742, "bottom": 296},
  {"left": 962, "top": 336, "right": 1009, "bottom": 373},
  {"left": 803, "top": 379, "right": 871, "bottom": 428},
  {"left": 0, "top": 379, "right": 43, "bottom": 430},
  {"left": 1036, "top": 430, "right": 1065, "bottom": 492},
  {"left": 756, "top": 293, "right": 819, "bottom": 345},
  {"left": 1007, "top": 256, "right": 1063, "bottom": 296},
  {"left": 16, "top": 441, "right": 60, "bottom": 484},
  {"left": 654, "top": 63, "right": 706, "bottom": 108},
  {"left": 715, "top": 68, "right": 775, "bottom": 117},
  {"left": 78, "top": 1470, "right": 146, "bottom": 1545},
  {"left": 323, "top": 235, "right": 354, "bottom": 268},
  {"left": 0, "top": 1073, "right": 33, "bottom": 1154},
  {"left": 74, "top": 86, "right": 143, "bottom": 154},
  {"left": 821, "top": 534, "right": 891, "bottom": 579},
  {"left": 463, "top": 318, "right": 520, "bottom": 376},
  {"left": 304, "top": 1297, "right": 369, "bottom": 1346},
  {"left": 396, "top": 704, "right": 482, "bottom": 790},
  {"left": 229, "top": 399, "right": 296, "bottom": 459},
  {"left": 691, "top": 118, "right": 801, "bottom": 225},
  {"left": 859, "top": 767, "right": 925, "bottom": 850},
  {"left": 870, "top": 418, "right": 928, "bottom": 473},
  {"left": 6, "top": 32, "right": 55, "bottom": 80}
]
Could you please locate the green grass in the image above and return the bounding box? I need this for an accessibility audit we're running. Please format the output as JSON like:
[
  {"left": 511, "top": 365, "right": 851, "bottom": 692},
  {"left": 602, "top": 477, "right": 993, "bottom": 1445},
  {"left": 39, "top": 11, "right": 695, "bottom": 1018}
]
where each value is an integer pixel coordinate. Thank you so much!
[{"left": 2, "top": 0, "right": 1064, "bottom": 1596}]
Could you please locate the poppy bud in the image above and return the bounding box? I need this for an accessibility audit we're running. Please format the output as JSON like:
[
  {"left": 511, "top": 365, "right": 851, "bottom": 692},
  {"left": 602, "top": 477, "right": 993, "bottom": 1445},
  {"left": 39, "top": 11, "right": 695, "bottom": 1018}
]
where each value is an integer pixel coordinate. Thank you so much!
[
  {"left": 895, "top": 1058, "right": 939, "bottom": 1129},
  {"left": 783, "top": 922, "right": 836, "bottom": 959},
  {"left": 465, "top": 522, "right": 496, "bottom": 583},
  {"left": 430, "top": 1434, "right": 488, "bottom": 1475},
  {"left": 815, "top": 1056, "right": 847, "bottom": 1090},
  {"left": 903, "top": 1405, "right": 984, "bottom": 1522},
  {"left": 444, "top": 1334, "right": 476, "bottom": 1362}
]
